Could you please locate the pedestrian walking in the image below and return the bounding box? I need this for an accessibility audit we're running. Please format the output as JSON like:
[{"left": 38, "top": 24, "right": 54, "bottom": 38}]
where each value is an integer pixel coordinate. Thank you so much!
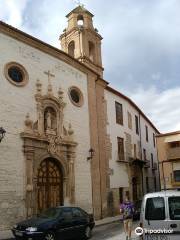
[{"left": 120, "top": 195, "right": 135, "bottom": 240}]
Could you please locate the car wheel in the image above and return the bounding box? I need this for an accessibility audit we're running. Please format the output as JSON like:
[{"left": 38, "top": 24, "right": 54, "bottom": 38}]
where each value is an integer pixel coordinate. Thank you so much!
[
  {"left": 44, "top": 231, "right": 56, "bottom": 240},
  {"left": 84, "top": 226, "right": 92, "bottom": 239}
]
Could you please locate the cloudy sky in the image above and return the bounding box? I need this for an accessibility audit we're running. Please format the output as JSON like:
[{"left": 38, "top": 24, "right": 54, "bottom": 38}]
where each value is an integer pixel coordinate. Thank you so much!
[{"left": 1, "top": 0, "right": 180, "bottom": 133}]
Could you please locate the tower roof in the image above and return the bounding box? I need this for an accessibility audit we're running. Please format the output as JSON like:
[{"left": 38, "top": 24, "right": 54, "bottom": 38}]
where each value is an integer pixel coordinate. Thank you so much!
[{"left": 66, "top": 5, "right": 94, "bottom": 18}]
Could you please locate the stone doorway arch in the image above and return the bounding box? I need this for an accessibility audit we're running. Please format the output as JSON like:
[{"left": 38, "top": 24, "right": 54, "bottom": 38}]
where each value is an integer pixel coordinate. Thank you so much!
[
  {"left": 21, "top": 80, "right": 77, "bottom": 217},
  {"left": 37, "top": 158, "right": 63, "bottom": 212}
]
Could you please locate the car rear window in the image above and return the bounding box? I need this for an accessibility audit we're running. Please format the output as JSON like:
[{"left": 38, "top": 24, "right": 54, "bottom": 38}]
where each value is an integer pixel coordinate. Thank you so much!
[
  {"left": 169, "top": 197, "right": 180, "bottom": 220},
  {"left": 145, "top": 197, "right": 165, "bottom": 220}
]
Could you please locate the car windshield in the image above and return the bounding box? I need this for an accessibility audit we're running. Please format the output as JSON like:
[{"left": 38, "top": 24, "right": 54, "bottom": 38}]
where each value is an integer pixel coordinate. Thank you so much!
[{"left": 39, "top": 208, "right": 62, "bottom": 219}]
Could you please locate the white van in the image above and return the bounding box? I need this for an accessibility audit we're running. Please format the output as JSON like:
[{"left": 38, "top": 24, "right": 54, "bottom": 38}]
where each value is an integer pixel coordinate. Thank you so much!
[{"left": 140, "top": 189, "right": 180, "bottom": 240}]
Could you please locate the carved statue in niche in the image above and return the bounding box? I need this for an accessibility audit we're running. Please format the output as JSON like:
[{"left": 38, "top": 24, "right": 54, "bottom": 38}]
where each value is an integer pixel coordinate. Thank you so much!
[{"left": 44, "top": 107, "right": 57, "bottom": 134}]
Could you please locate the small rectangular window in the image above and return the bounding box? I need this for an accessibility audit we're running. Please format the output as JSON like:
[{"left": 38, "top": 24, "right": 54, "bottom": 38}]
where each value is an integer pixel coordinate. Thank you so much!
[
  {"left": 115, "top": 102, "right": 123, "bottom": 125},
  {"left": 143, "top": 148, "right": 146, "bottom": 161},
  {"left": 145, "top": 197, "right": 165, "bottom": 220},
  {"left": 169, "top": 197, "right": 180, "bottom": 220},
  {"left": 146, "top": 177, "right": 149, "bottom": 193},
  {"left": 128, "top": 111, "right": 132, "bottom": 129},
  {"left": 174, "top": 170, "right": 180, "bottom": 182},
  {"left": 170, "top": 141, "right": 180, "bottom": 148},
  {"left": 117, "top": 137, "right": 124, "bottom": 160},
  {"left": 134, "top": 144, "right": 137, "bottom": 159},
  {"left": 151, "top": 153, "right": 153, "bottom": 167},
  {"left": 145, "top": 125, "right": 148, "bottom": 142},
  {"left": 135, "top": 115, "right": 139, "bottom": 135},
  {"left": 153, "top": 133, "right": 156, "bottom": 147},
  {"left": 154, "top": 177, "right": 157, "bottom": 191}
]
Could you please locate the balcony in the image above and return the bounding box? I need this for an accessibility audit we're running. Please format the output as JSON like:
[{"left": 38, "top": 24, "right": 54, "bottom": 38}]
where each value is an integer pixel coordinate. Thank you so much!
[
  {"left": 144, "top": 160, "right": 150, "bottom": 168},
  {"left": 167, "top": 147, "right": 180, "bottom": 160},
  {"left": 152, "top": 162, "right": 158, "bottom": 170},
  {"left": 129, "top": 157, "right": 146, "bottom": 167},
  {"left": 116, "top": 151, "right": 129, "bottom": 163}
]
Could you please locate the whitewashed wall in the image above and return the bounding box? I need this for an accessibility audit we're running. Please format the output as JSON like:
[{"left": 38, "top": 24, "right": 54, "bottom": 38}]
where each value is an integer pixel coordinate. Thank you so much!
[
  {"left": 105, "top": 89, "right": 159, "bottom": 192},
  {"left": 0, "top": 33, "right": 92, "bottom": 229}
]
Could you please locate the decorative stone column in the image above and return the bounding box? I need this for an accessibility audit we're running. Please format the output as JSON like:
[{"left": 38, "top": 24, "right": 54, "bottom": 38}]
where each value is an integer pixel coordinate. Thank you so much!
[
  {"left": 66, "top": 146, "right": 76, "bottom": 204},
  {"left": 24, "top": 145, "right": 34, "bottom": 217}
]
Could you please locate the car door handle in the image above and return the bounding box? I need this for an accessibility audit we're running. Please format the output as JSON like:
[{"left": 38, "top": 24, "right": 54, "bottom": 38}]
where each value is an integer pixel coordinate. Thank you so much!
[{"left": 170, "top": 224, "right": 177, "bottom": 228}]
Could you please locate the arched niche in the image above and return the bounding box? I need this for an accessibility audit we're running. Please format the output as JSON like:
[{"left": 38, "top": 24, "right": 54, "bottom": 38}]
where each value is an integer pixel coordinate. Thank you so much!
[
  {"left": 68, "top": 41, "right": 75, "bottom": 58},
  {"left": 44, "top": 106, "right": 57, "bottom": 133},
  {"left": 89, "top": 41, "right": 95, "bottom": 62}
]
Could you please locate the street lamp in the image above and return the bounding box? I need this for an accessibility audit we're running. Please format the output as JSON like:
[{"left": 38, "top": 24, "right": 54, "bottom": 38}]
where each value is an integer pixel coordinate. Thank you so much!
[
  {"left": 0, "top": 127, "right": 6, "bottom": 143},
  {"left": 87, "top": 148, "right": 95, "bottom": 160}
]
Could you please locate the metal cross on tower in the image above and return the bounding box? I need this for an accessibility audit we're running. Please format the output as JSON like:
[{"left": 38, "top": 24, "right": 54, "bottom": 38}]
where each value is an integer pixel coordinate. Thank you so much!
[{"left": 73, "top": 0, "right": 85, "bottom": 7}]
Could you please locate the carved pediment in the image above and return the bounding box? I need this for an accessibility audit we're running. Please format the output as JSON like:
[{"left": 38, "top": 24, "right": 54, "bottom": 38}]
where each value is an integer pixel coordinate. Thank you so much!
[{"left": 22, "top": 79, "right": 76, "bottom": 148}]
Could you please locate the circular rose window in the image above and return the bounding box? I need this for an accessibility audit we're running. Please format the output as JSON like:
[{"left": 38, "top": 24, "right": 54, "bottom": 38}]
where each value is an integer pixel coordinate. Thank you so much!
[
  {"left": 68, "top": 86, "right": 84, "bottom": 107},
  {"left": 4, "top": 62, "right": 28, "bottom": 86}
]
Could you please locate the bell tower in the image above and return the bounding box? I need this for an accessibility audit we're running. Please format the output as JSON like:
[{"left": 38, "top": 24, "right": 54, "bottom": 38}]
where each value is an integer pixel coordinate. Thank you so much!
[{"left": 60, "top": 5, "right": 103, "bottom": 77}]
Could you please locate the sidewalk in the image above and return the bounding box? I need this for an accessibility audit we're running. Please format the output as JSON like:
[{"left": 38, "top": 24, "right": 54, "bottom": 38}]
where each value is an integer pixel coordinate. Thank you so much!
[
  {"left": 0, "top": 230, "right": 13, "bottom": 240},
  {"left": 95, "top": 214, "right": 121, "bottom": 226}
]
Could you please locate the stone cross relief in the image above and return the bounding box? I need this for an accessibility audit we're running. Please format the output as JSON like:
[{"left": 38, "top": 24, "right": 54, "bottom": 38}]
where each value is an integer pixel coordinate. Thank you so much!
[
  {"left": 44, "top": 70, "right": 55, "bottom": 84},
  {"left": 44, "top": 70, "right": 55, "bottom": 95}
]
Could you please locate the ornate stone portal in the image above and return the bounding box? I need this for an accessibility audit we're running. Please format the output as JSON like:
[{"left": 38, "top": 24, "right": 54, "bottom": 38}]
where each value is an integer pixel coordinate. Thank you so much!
[{"left": 21, "top": 78, "right": 77, "bottom": 217}]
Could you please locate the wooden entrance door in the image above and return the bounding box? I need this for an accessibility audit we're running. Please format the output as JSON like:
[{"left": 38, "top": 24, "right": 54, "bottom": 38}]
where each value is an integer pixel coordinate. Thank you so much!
[{"left": 37, "top": 158, "right": 63, "bottom": 212}]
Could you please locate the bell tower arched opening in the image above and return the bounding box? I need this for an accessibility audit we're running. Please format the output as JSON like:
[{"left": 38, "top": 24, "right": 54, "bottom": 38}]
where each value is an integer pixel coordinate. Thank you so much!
[
  {"left": 77, "top": 15, "right": 84, "bottom": 26},
  {"left": 60, "top": 5, "right": 103, "bottom": 77}
]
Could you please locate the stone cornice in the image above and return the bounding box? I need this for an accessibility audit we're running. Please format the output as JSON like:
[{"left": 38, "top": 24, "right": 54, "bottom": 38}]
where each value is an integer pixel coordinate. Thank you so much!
[
  {"left": 21, "top": 132, "right": 78, "bottom": 147},
  {"left": 60, "top": 27, "right": 103, "bottom": 40},
  {"left": 0, "top": 21, "right": 99, "bottom": 78}
]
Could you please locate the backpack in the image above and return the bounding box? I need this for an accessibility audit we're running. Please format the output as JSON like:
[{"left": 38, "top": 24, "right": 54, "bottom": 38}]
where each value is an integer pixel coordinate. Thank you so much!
[{"left": 123, "top": 203, "right": 134, "bottom": 219}]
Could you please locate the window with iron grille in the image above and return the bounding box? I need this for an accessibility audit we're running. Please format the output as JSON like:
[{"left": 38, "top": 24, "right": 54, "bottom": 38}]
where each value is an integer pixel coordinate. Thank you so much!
[
  {"left": 153, "top": 133, "right": 156, "bottom": 147},
  {"left": 115, "top": 102, "right": 123, "bottom": 125},
  {"left": 174, "top": 170, "right": 180, "bottom": 182},
  {"left": 117, "top": 137, "right": 124, "bottom": 160},
  {"left": 145, "top": 125, "right": 148, "bottom": 142},
  {"left": 151, "top": 153, "right": 153, "bottom": 167},
  {"left": 128, "top": 111, "right": 132, "bottom": 129},
  {"left": 135, "top": 115, "right": 139, "bottom": 135},
  {"left": 143, "top": 148, "right": 146, "bottom": 161}
]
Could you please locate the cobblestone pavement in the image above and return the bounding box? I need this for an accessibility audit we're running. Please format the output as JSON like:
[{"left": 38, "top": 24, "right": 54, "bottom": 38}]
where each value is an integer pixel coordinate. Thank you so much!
[{"left": 92, "top": 221, "right": 140, "bottom": 240}]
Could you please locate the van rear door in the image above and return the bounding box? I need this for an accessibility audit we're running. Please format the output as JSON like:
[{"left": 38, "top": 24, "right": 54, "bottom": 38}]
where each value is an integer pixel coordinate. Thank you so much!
[
  {"left": 166, "top": 196, "right": 180, "bottom": 240},
  {"left": 143, "top": 196, "right": 168, "bottom": 240}
]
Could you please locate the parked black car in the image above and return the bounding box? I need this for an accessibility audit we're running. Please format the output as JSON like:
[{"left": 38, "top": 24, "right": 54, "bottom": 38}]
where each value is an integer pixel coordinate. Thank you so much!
[
  {"left": 12, "top": 206, "right": 95, "bottom": 240},
  {"left": 133, "top": 200, "right": 142, "bottom": 221}
]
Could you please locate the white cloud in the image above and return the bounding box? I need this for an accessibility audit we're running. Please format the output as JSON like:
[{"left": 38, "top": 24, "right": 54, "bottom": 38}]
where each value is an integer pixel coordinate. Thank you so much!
[
  {"left": 0, "top": 0, "right": 180, "bottom": 134},
  {"left": 0, "top": 0, "right": 28, "bottom": 27},
  {"left": 126, "top": 86, "right": 180, "bottom": 133}
]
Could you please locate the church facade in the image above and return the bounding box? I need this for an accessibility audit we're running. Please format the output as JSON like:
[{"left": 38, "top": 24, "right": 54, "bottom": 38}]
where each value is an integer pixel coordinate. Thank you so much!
[{"left": 0, "top": 6, "right": 159, "bottom": 230}]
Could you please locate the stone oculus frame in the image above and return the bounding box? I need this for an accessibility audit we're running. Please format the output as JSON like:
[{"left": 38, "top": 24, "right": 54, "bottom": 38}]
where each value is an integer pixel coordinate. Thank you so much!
[
  {"left": 68, "top": 86, "right": 84, "bottom": 107},
  {"left": 4, "top": 62, "right": 29, "bottom": 87},
  {"left": 21, "top": 79, "right": 77, "bottom": 217}
]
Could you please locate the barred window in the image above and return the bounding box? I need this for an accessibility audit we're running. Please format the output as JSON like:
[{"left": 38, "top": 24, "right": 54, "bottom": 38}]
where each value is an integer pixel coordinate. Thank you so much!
[
  {"left": 115, "top": 102, "right": 123, "bottom": 125},
  {"left": 117, "top": 137, "right": 124, "bottom": 160}
]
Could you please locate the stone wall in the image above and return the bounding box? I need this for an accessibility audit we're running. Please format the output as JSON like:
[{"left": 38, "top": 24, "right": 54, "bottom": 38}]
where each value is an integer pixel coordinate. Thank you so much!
[{"left": 0, "top": 32, "right": 92, "bottom": 229}]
